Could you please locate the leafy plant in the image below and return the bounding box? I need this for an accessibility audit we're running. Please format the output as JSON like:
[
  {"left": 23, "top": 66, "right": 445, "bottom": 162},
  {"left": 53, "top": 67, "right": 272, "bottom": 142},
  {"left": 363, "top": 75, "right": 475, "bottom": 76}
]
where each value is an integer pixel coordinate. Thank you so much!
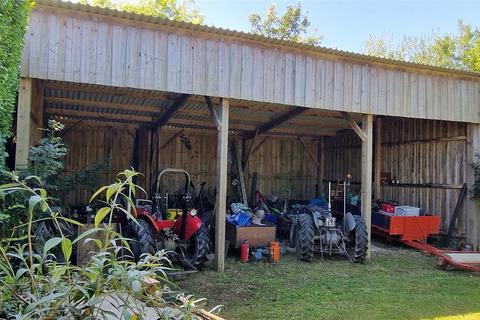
[
  {"left": 470, "top": 154, "right": 480, "bottom": 200},
  {"left": 27, "top": 120, "right": 68, "bottom": 191},
  {"left": 79, "top": 0, "right": 204, "bottom": 24},
  {"left": 249, "top": 3, "right": 322, "bottom": 45},
  {"left": 364, "top": 20, "right": 480, "bottom": 72},
  {"left": 0, "top": 169, "right": 217, "bottom": 319},
  {"left": 0, "top": 0, "right": 32, "bottom": 170}
]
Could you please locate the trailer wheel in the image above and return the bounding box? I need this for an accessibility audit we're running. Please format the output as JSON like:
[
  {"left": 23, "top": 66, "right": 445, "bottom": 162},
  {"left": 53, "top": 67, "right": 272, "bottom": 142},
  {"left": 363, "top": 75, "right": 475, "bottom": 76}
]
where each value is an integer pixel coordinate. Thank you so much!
[
  {"left": 346, "top": 215, "right": 368, "bottom": 263},
  {"left": 127, "top": 219, "right": 157, "bottom": 260},
  {"left": 180, "top": 224, "right": 210, "bottom": 269},
  {"left": 296, "top": 214, "right": 315, "bottom": 262}
]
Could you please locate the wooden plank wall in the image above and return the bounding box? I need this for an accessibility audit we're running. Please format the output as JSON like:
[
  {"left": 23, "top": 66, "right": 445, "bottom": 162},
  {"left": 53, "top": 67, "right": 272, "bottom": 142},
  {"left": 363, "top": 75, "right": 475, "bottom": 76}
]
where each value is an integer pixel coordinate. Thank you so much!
[
  {"left": 324, "top": 118, "right": 468, "bottom": 238},
  {"left": 61, "top": 125, "right": 319, "bottom": 205},
  {"left": 23, "top": 7, "right": 480, "bottom": 123},
  {"left": 62, "top": 124, "right": 136, "bottom": 204}
]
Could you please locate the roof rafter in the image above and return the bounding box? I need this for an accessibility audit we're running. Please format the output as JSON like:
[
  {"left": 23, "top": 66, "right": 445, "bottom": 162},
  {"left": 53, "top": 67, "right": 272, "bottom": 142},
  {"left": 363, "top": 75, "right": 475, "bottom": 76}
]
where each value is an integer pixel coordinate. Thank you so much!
[
  {"left": 153, "top": 94, "right": 190, "bottom": 131},
  {"left": 244, "top": 106, "right": 307, "bottom": 139}
]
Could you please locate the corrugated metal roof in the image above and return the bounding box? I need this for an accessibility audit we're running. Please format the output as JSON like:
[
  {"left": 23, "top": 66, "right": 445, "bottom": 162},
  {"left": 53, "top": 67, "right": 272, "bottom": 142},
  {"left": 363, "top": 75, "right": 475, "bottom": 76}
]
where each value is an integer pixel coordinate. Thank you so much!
[
  {"left": 37, "top": 0, "right": 480, "bottom": 79},
  {"left": 43, "top": 80, "right": 352, "bottom": 136}
]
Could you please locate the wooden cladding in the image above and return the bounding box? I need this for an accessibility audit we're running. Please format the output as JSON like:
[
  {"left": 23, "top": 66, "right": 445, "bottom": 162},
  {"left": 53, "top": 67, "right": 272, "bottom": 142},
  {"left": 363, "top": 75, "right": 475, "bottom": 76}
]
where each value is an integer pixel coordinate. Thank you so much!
[
  {"left": 324, "top": 118, "right": 468, "bottom": 237},
  {"left": 23, "top": 8, "right": 480, "bottom": 123},
  {"left": 61, "top": 125, "right": 319, "bottom": 205}
]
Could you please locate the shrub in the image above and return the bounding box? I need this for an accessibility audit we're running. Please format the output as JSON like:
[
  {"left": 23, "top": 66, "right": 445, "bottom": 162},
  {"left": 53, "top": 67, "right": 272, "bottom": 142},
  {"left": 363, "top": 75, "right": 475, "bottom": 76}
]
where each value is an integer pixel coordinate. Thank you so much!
[
  {"left": 0, "top": 0, "right": 32, "bottom": 170},
  {"left": 0, "top": 169, "right": 218, "bottom": 319}
]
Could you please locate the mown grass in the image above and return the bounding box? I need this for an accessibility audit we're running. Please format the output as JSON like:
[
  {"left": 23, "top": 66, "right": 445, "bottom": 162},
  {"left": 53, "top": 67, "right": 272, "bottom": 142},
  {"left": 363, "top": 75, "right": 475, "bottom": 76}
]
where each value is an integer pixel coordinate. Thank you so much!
[{"left": 178, "top": 247, "right": 480, "bottom": 320}]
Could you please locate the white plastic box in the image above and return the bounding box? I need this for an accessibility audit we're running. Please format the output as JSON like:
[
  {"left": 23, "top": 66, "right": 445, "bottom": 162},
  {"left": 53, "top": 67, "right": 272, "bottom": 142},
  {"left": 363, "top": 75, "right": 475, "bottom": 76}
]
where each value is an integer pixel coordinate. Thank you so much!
[{"left": 394, "top": 206, "right": 420, "bottom": 216}]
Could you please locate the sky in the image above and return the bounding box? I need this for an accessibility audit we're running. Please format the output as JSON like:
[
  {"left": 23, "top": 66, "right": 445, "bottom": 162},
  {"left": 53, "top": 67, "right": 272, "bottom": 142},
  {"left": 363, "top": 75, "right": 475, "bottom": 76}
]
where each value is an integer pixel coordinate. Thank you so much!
[{"left": 193, "top": 0, "right": 480, "bottom": 53}]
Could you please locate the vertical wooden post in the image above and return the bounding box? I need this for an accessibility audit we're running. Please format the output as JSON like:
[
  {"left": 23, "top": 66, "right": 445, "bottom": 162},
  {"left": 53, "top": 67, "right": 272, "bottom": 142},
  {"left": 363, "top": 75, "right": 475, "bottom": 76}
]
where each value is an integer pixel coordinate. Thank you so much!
[
  {"left": 15, "top": 78, "right": 33, "bottom": 169},
  {"left": 15, "top": 78, "right": 44, "bottom": 170},
  {"left": 215, "top": 98, "right": 230, "bottom": 272},
  {"left": 374, "top": 118, "right": 382, "bottom": 199},
  {"left": 361, "top": 114, "right": 373, "bottom": 258},
  {"left": 465, "top": 124, "right": 480, "bottom": 250}
]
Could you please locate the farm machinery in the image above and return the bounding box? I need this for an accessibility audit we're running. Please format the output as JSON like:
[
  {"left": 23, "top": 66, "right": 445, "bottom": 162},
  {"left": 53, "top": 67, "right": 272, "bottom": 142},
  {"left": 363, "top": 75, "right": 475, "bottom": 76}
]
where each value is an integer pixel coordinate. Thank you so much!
[
  {"left": 290, "top": 181, "right": 368, "bottom": 263},
  {"left": 125, "top": 168, "right": 211, "bottom": 269},
  {"left": 31, "top": 168, "right": 212, "bottom": 269}
]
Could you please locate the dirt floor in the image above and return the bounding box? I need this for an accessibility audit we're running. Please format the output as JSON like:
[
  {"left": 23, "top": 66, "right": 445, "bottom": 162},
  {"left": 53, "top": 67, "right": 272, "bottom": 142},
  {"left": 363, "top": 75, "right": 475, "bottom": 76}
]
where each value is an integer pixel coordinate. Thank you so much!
[{"left": 177, "top": 240, "right": 480, "bottom": 320}]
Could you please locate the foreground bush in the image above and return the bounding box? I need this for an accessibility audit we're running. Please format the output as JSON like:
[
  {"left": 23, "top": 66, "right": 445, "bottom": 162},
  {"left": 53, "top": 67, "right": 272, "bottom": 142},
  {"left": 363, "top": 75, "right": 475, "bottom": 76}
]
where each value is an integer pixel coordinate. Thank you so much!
[{"left": 0, "top": 169, "right": 217, "bottom": 319}]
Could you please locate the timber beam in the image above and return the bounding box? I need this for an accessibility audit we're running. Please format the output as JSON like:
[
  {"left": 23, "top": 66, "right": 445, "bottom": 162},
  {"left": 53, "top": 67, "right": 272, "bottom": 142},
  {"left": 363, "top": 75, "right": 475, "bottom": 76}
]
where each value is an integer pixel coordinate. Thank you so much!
[
  {"left": 244, "top": 106, "right": 307, "bottom": 139},
  {"left": 153, "top": 94, "right": 190, "bottom": 131},
  {"left": 341, "top": 112, "right": 367, "bottom": 142}
]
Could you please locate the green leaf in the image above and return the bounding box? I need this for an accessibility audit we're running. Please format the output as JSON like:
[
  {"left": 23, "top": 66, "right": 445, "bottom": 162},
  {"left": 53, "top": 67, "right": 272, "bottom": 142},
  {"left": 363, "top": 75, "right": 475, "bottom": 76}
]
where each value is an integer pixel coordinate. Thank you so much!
[
  {"left": 56, "top": 216, "right": 84, "bottom": 227},
  {"left": 28, "top": 194, "right": 42, "bottom": 214},
  {"left": 43, "top": 237, "right": 63, "bottom": 257},
  {"left": 0, "top": 183, "right": 21, "bottom": 190},
  {"left": 106, "top": 184, "right": 116, "bottom": 202},
  {"left": 89, "top": 185, "right": 108, "bottom": 203},
  {"left": 15, "top": 268, "right": 29, "bottom": 280},
  {"left": 61, "top": 237, "right": 72, "bottom": 262},
  {"left": 95, "top": 207, "right": 111, "bottom": 228},
  {"left": 38, "top": 188, "right": 47, "bottom": 199},
  {"left": 72, "top": 227, "right": 103, "bottom": 244}
]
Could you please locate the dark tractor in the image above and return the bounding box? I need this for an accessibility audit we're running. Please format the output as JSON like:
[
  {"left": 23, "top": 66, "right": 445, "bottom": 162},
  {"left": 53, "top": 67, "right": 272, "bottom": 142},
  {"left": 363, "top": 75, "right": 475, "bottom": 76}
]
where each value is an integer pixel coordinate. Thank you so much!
[
  {"left": 291, "top": 182, "right": 368, "bottom": 263},
  {"left": 125, "top": 168, "right": 210, "bottom": 269}
]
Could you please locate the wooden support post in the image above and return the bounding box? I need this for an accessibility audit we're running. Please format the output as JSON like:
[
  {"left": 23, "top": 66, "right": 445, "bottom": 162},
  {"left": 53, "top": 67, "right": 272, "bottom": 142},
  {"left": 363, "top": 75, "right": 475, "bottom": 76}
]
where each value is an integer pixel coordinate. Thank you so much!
[
  {"left": 361, "top": 114, "right": 373, "bottom": 258},
  {"left": 215, "top": 98, "right": 230, "bottom": 272},
  {"left": 374, "top": 118, "right": 382, "bottom": 199},
  {"left": 15, "top": 78, "right": 43, "bottom": 169},
  {"left": 465, "top": 124, "right": 480, "bottom": 250}
]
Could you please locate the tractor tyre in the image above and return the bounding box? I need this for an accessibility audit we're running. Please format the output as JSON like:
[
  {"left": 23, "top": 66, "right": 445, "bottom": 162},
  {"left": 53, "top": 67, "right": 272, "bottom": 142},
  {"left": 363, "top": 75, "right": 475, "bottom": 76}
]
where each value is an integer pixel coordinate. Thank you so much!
[
  {"left": 181, "top": 224, "right": 210, "bottom": 269},
  {"left": 34, "top": 220, "right": 77, "bottom": 263},
  {"left": 127, "top": 219, "right": 157, "bottom": 261},
  {"left": 346, "top": 215, "right": 368, "bottom": 263},
  {"left": 296, "top": 214, "right": 315, "bottom": 262}
]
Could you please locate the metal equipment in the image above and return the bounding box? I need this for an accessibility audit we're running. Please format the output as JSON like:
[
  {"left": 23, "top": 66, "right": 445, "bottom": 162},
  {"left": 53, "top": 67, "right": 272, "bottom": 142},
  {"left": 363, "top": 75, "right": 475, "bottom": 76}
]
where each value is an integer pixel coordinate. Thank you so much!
[
  {"left": 125, "top": 168, "right": 210, "bottom": 269},
  {"left": 293, "top": 181, "right": 368, "bottom": 263}
]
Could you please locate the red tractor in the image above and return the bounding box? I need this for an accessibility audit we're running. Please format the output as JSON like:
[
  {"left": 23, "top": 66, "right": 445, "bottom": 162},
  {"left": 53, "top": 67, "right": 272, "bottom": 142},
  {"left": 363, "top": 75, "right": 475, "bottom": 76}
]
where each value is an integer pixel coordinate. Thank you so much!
[{"left": 125, "top": 168, "right": 211, "bottom": 269}]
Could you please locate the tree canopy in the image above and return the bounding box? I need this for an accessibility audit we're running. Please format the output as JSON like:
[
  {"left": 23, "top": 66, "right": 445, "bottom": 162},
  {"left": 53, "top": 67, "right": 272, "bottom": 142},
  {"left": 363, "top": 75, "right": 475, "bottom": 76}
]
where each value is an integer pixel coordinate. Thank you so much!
[
  {"left": 79, "top": 0, "right": 204, "bottom": 24},
  {"left": 248, "top": 3, "right": 322, "bottom": 46},
  {"left": 364, "top": 20, "right": 480, "bottom": 72}
]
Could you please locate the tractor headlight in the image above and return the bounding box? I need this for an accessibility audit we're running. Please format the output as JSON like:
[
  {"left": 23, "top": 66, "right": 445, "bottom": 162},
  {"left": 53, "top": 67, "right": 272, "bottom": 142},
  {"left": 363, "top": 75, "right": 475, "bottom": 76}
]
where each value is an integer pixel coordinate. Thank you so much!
[{"left": 189, "top": 209, "right": 198, "bottom": 216}]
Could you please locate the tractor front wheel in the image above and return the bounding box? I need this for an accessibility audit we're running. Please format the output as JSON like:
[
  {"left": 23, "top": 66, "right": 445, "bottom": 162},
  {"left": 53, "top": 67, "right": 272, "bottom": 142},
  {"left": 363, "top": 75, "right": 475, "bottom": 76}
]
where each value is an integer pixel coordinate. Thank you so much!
[
  {"left": 127, "top": 219, "right": 157, "bottom": 260},
  {"left": 296, "top": 214, "right": 315, "bottom": 262},
  {"left": 179, "top": 224, "right": 210, "bottom": 269},
  {"left": 346, "top": 215, "right": 368, "bottom": 263}
]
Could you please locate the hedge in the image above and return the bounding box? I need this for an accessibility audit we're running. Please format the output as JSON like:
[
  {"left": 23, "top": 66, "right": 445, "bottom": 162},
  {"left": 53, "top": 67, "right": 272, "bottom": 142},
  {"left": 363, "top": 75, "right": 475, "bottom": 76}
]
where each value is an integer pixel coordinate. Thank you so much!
[{"left": 0, "top": 0, "right": 31, "bottom": 169}]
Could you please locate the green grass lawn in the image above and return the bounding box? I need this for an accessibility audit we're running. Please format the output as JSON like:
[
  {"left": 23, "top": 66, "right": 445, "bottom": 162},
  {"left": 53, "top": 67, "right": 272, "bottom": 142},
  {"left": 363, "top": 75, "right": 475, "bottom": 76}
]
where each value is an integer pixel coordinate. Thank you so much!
[{"left": 177, "top": 247, "right": 480, "bottom": 320}]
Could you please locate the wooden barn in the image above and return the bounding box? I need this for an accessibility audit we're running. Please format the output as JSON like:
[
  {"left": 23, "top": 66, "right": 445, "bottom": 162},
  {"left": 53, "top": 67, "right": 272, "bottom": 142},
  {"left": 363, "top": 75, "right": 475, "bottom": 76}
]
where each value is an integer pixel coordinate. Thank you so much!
[{"left": 15, "top": 0, "right": 480, "bottom": 271}]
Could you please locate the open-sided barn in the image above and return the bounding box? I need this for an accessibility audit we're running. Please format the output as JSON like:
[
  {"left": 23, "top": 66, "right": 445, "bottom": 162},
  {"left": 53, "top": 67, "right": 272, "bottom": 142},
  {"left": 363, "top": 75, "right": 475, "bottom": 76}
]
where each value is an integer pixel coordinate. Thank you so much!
[{"left": 16, "top": 0, "right": 480, "bottom": 270}]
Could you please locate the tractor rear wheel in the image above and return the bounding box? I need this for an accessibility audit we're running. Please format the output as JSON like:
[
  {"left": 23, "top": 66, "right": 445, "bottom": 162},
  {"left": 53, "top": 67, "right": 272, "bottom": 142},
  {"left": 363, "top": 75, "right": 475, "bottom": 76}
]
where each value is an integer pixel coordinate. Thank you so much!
[
  {"left": 180, "top": 224, "right": 210, "bottom": 269},
  {"left": 346, "top": 215, "right": 368, "bottom": 263},
  {"left": 127, "top": 219, "right": 157, "bottom": 260},
  {"left": 296, "top": 214, "right": 315, "bottom": 262},
  {"left": 34, "top": 220, "right": 76, "bottom": 263}
]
